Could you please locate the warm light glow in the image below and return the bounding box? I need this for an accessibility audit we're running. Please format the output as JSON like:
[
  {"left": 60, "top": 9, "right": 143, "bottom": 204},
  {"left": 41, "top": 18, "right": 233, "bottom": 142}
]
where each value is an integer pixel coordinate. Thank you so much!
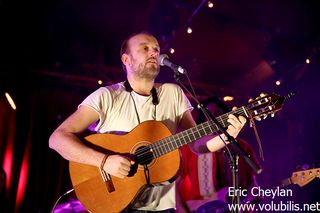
[
  {"left": 169, "top": 48, "right": 175, "bottom": 54},
  {"left": 208, "top": 1, "right": 214, "bottom": 8},
  {"left": 15, "top": 141, "right": 30, "bottom": 212},
  {"left": 98, "top": 80, "right": 103, "bottom": 85},
  {"left": 16, "top": 158, "right": 28, "bottom": 210},
  {"left": 223, "top": 96, "right": 234, "bottom": 101},
  {"left": 5, "top": 92, "right": 16, "bottom": 110},
  {"left": 3, "top": 141, "right": 13, "bottom": 190},
  {"left": 259, "top": 93, "right": 266, "bottom": 97},
  {"left": 306, "top": 58, "right": 310, "bottom": 64},
  {"left": 276, "top": 80, "right": 281, "bottom": 86},
  {"left": 187, "top": 27, "right": 193, "bottom": 34}
]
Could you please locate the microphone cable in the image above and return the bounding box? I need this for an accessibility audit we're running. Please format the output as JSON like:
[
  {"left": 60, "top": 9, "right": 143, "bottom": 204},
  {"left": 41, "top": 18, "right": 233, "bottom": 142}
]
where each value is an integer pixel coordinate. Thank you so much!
[{"left": 50, "top": 188, "right": 74, "bottom": 213}]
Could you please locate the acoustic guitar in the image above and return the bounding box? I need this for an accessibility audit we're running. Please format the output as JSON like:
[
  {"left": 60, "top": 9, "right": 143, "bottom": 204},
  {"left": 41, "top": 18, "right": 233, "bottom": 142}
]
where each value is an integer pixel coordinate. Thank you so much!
[{"left": 69, "top": 93, "right": 293, "bottom": 212}]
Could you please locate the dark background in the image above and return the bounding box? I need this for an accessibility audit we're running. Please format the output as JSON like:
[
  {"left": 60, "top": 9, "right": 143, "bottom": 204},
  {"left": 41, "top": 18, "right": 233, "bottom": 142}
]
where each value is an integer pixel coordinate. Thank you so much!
[{"left": 0, "top": 0, "right": 319, "bottom": 212}]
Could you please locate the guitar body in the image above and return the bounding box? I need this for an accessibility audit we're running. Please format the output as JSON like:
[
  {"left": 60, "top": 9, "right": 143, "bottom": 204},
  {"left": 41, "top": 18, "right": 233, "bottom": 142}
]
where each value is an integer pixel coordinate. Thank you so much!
[{"left": 69, "top": 120, "right": 180, "bottom": 213}]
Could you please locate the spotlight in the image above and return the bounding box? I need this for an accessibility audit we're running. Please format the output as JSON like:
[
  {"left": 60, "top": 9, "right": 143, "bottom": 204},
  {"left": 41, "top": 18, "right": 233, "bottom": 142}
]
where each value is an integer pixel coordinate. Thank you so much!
[
  {"left": 5, "top": 92, "right": 16, "bottom": 110},
  {"left": 187, "top": 27, "right": 193, "bottom": 34},
  {"left": 306, "top": 58, "right": 310, "bottom": 64},
  {"left": 208, "top": 1, "right": 214, "bottom": 8},
  {"left": 223, "top": 96, "right": 234, "bottom": 101}
]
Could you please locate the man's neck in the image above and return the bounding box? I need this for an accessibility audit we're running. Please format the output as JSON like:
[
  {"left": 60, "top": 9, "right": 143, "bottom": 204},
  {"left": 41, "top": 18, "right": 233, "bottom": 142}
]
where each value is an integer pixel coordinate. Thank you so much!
[{"left": 127, "top": 77, "right": 154, "bottom": 96}]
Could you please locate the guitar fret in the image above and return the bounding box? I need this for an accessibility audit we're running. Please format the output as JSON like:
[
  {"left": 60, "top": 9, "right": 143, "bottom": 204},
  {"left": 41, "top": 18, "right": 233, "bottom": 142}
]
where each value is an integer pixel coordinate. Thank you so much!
[
  {"left": 148, "top": 107, "right": 248, "bottom": 158},
  {"left": 157, "top": 139, "right": 166, "bottom": 156},
  {"left": 167, "top": 137, "right": 174, "bottom": 151},
  {"left": 190, "top": 128, "right": 197, "bottom": 141},
  {"left": 152, "top": 144, "right": 160, "bottom": 158},
  {"left": 219, "top": 116, "right": 226, "bottom": 128},
  {"left": 184, "top": 133, "right": 190, "bottom": 145},
  {"left": 164, "top": 139, "right": 170, "bottom": 153},
  {"left": 176, "top": 135, "right": 183, "bottom": 147},
  {"left": 207, "top": 120, "right": 215, "bottom": 133},
  {"left": 173, "top": 135, "right": 181, "bottom": 149},
  {"left": 180, "top": 132, "right": 188, "bottom": 146},
  {"left": 198, "top": 125, "right": 206, "bottom": 136},
  {"left": 203, "top": 121, "right": 211, "bottom": 135},
  {"left": 193, "top": 128, "right": 201, "bottom": 140},
  {"left": 186, "top": 129, "right": 193, "bottom": 142},
  {"left": 169, "top": 136, "right": 177, "bottom": 150}
]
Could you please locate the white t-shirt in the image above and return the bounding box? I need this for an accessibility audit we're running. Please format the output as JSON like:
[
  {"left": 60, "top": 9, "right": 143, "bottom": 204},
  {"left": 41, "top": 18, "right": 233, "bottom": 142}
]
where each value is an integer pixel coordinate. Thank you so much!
[{"left": 79, "top": 81, "right": 193, "bottom": 211}]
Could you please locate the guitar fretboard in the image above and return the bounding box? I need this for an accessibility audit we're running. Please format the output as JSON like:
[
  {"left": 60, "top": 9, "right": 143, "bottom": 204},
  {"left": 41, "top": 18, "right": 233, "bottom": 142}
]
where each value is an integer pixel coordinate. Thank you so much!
[{"left": 150, "top": 107, "right": 248, "bottom": 158}]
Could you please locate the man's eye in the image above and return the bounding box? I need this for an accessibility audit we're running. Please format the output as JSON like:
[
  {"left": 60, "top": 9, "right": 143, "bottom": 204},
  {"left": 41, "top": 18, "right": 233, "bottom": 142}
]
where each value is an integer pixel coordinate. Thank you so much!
[{"left": 144, "top": 46, "right": 149, "bottom": 51}]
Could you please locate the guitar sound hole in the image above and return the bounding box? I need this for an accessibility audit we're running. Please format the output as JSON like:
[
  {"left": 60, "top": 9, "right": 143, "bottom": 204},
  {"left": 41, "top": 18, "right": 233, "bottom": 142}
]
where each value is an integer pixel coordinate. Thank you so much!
[{"left": 134, "top": 146, "right": 154, "bottom": 165}]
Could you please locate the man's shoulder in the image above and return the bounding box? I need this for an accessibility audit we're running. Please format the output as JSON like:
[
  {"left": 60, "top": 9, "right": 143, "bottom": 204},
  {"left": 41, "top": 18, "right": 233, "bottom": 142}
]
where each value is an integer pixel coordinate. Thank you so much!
[
  {"left": 156, "top": 82, "right": 182, "bottom": 91},
  {"left": 104, "top": 82, "right": 124, "bottom": 91},
  {"left": 93, "top": 82, "right": 124, "bottom": 94}
]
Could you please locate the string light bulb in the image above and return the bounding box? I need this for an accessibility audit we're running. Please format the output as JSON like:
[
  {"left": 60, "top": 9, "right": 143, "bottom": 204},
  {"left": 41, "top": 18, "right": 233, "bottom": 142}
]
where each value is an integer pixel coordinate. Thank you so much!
[
  {"left": 187, "top": 27, "right": 193, "bottom": 34},
  {"left": 276, "top": 80, "right": 281, "bottom": 86},
  {"left": 223, "top": 96, "right": 234, "bottom": 101},
  {"left": 98, "top": 80, "right": 103, "bottom": 85},
  {"left": 208, "top": 1, "right": 214, "bottom": 8},
  {"left": 306, "top": 58, "right": 310, "bottom": 64},
  {"left": 169, "top": 48, "right": 175, "bottom": 54}
]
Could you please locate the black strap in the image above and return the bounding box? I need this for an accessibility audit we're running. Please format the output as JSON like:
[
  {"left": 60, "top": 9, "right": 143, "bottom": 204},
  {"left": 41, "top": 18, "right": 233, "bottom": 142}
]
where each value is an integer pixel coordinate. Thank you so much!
[{"left": 124, "top": 80, "right": 158, "bottom": 105}]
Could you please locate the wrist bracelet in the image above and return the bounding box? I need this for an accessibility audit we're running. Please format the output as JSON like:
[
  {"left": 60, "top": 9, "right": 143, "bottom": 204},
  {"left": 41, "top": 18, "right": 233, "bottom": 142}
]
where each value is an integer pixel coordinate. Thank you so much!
[
  {"left": 98, "top": 154, "right": 115, "bottom": 192},
  {"left": 99, "top": 154, "right": 109, "bottom": 171}
]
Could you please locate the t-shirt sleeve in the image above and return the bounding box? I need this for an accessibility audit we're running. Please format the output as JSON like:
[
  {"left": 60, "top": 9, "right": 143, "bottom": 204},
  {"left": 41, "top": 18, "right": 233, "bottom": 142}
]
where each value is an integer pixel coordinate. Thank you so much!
[
  {"left": 175, "top": 84, "right": 194, "bottom": 123},
  {"left": 78, "top": 87, "right": 112, "bottom": 132}
]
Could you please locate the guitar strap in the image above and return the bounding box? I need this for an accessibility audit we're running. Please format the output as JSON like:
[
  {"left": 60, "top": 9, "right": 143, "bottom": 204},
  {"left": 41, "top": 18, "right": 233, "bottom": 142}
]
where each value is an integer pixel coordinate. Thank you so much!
[
  {"left": 124, "top": 80, "right": 159, "bottom": 105},
  {"left": 124, "top": 80, "right": 157, "bottom": 185}
]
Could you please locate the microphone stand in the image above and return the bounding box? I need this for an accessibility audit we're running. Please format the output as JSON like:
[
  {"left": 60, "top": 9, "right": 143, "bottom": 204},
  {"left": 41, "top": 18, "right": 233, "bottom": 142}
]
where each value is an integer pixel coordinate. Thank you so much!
[{"left": 172, "top": 71, "right": 262, "bottom": 213}]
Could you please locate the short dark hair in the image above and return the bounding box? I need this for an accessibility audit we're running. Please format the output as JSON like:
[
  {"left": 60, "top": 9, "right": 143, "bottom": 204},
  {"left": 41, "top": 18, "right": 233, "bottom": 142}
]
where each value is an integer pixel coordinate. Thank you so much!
[{"left": 120, "top": 31, "right": 155, "bottom": 72}]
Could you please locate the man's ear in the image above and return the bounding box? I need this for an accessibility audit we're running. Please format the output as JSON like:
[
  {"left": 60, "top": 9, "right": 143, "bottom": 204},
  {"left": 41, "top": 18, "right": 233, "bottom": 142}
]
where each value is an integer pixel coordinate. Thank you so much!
[{"left": 121, "top": 53, "right": 130, "bottom": 66}]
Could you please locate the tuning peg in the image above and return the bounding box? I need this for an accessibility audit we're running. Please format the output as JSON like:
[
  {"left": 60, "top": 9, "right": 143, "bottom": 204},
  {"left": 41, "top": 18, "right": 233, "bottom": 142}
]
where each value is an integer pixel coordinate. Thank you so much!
[
  {"left": 248, "top": 98, "right": 254, "bottom": 103},
  {"left": 255, "top": 117, "right": 262, "bottom": 121},
  {"left": 271, "top": 113, "right": 275, "bottom": 117},
  {"left": 263, "top": 115, "right": 268, "bottom": 119}
]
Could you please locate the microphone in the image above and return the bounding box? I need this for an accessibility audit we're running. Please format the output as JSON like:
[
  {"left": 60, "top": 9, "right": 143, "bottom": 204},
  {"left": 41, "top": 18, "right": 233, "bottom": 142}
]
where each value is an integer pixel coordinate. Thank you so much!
[{"left": 158, "top": 54, "right": 186, "bottom": 74}]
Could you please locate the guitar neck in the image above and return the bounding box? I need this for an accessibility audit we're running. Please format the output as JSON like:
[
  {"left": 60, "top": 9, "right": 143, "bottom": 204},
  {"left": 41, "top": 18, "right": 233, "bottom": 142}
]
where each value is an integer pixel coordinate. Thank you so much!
[{"left": 150, "top": 107, "right": 248, "bottom": 158}]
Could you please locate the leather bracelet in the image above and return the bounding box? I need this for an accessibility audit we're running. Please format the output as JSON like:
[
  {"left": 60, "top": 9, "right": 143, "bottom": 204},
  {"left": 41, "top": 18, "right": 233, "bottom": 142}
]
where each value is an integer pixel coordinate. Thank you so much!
[
  {"left": 98, "top": 154, "right": 115, "bottom": 192},
  {"left": 99, "top": 154, "right": 109, "bottom": 171}
]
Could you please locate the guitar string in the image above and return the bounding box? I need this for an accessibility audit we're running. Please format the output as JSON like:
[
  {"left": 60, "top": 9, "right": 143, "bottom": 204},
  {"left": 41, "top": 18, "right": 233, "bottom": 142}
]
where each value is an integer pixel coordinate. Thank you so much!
[
  {"left": 136, "top": 100, "right": 274, "bottom": 164},
  {"left": 134, "top": 108, "right": 246, "bottom": 164},
  {"left": 136, "top": 121, "right": 218, "bottom": 164},
  {"left": 134, "top": 108, "right": 244, "bottom": 159},
  {"left": 133, "top": 104, "right": 245, "bottom": 157}
]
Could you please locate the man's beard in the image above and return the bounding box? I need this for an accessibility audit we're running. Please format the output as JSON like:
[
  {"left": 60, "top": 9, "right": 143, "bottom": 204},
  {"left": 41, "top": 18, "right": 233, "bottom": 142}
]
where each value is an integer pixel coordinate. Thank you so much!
[{"left": 134, "top": 63, "right": 160, "bottom": 80}]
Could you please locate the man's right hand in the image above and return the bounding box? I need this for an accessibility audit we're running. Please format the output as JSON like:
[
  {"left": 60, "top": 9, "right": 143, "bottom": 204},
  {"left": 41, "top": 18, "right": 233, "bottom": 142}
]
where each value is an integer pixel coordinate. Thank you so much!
[{"left": 103, "top": 155, "right": 133, "bottom": 178}]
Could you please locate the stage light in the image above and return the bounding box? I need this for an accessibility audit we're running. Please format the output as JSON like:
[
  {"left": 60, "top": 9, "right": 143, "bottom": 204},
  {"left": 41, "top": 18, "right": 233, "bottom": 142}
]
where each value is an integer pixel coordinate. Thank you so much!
[
  {"left": 98, "top": 80, "right": 103, "bottom": 85},
  {"left": 169, "top": 48, "right": 175, "bottom": 54},
  {"left": 187, "top": 27, "right": 193, "bottom": 34},
  {"left": 223, "top": 96, "right": 234, "bottom": 101},
  {"left": 276, "top": 80, "right": 281, "bottom": 86},
  {"left": 208, "top": 1, "right": 214, "bottom": 8},
  {"left": 5, "top": 92, "right": 16, "bottom": 110},
  {"left": 306, "top": 58, "right": 310, "bottom": 64}
]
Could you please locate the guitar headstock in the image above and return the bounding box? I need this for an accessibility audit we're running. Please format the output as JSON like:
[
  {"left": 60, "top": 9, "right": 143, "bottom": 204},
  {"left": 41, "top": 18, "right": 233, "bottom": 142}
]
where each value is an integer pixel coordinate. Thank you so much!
[
  {"left": 245, "top": 92, "right": 295, "bottom": 121},
  {"left": 291, "top": 168, "right": 320, "bottom": 187}
]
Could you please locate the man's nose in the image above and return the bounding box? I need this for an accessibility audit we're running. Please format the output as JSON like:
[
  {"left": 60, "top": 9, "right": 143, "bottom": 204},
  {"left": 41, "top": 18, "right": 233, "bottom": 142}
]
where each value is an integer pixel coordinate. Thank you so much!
[{"left": 149, "top": 49, "right": 159, "bottom": 57}]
